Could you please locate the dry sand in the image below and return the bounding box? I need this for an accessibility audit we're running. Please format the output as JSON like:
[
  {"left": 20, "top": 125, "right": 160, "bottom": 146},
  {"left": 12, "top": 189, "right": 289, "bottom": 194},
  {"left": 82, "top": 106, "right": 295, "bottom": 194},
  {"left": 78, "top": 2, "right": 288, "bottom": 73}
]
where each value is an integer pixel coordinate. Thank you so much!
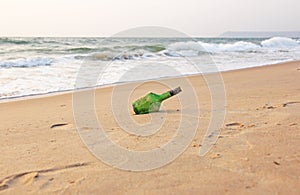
[{"left": 0, "top": 61, "right": 300, "bottom": 194}]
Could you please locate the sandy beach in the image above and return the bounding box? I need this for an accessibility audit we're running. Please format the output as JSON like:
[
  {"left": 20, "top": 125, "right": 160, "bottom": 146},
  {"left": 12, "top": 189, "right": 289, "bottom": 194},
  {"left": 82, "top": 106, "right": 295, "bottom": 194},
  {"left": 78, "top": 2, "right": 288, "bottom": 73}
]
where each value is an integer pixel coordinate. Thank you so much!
[{"left": 0, "top": 61, "right": 300, "bottom": 194}]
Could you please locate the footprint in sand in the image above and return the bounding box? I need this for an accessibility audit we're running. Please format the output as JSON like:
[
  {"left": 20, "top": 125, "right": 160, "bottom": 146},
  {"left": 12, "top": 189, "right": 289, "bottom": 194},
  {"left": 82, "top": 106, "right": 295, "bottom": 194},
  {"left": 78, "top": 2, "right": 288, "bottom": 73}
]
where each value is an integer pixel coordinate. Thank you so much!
[
  {"left": 0, "top": 172, "right": 39, "bottom": 191},
  {"left": 281, "top": 101, "right": 300, "bottom": 115},
  {"left": 281, "top": 101, "right": 300, "bottom": 107},
  {"left": 22, "top": 172, "right": 39, "bottom": 185},
  {"left": 0, "top": 184, "right": 9, "bottom": 191},
  {"left": 0, "top": 163, "right": 89, "bottom": 191}
]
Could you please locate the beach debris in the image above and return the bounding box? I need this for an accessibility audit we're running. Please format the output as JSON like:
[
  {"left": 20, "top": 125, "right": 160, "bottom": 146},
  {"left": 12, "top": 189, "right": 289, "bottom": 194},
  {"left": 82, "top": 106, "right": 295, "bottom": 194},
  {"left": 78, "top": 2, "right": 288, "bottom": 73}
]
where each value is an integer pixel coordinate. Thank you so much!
[
  {"left": 50, "top": 123, "right": 68, "bottom": 129},
  {"left": 273, "top": 161, "right": 280, "bottom": 166},
  {"left": 132, "top": 87, "right": 182, "bottom": 114}
]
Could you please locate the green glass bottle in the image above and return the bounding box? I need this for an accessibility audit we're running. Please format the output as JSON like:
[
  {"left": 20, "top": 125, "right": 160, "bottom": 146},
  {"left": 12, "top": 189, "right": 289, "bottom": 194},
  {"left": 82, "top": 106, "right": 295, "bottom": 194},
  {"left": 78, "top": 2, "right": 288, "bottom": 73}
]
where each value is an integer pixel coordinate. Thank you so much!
[{"left": 132, "top": 87, "right": 182, "bottom": 114}]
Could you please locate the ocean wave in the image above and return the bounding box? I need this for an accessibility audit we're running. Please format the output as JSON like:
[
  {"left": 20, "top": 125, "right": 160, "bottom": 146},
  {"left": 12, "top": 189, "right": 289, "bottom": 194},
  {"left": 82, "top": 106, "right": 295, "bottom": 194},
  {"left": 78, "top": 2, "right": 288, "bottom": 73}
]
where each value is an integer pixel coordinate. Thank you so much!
[
  {"left": 66, "top": 47, "right": 97, "bottom": 53},
  {"left": 167, "top": 40, "right": 261, "bottom": 54},
  {"left": 86, "top": 37, "right": 300, "bottom": 60},
  {"left": 142, "top": 45, "right": 166, "bottom": 52},
  {"left": 168, "top": 41, "right": 205, "bottom": 52},
  {"left": 2, "top": 37, "right": 298, "bottom": 66},
  {"left": 89, "top": 51, "right": 145, "bottom": 61},
  {"left": 166, "top": 37, "right": 300, "bottom": 55},
  {"left": 1, "top": 36, "right": 300, "bottom": 100},
  {"left": 112, "top": 44, "right": 166, "bottom": 53},
  {"left": 261, "top": 37, "right": 299, "bottom": 48},
  {"left": 202, "top": 41, "right": 261, "bottom": 52},
  {"left": 0, "top": 38, "right": 31, "bottom": 45},
  {"left": 0, "top": 57, "right": 53, "bottom": 68}
]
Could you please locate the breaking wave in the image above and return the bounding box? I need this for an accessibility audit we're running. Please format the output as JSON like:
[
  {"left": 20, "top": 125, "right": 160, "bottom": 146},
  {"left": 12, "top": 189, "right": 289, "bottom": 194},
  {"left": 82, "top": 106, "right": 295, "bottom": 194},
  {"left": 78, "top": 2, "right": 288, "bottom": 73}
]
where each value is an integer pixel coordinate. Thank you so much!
[
  {"left": 0, "top": 38, "right": 31, "bottom": 45},
  {"left": 261, "top": 37, "right": 299, "bottom": 48},
  {"left": 166, "top": 37, "right": 300, "bottom": 55},
  {"left": 0, "top": 57, "right": 53, "bottom": 68}
]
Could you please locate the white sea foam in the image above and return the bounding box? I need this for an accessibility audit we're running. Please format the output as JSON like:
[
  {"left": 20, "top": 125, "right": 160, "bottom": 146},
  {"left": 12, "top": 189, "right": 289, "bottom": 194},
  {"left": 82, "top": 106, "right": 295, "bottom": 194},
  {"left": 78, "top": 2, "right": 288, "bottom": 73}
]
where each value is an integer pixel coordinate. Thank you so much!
[
  {"left": 261, "top": 37, "right": 299, "bottom": 48},
  {"left": 168, "top": 41, "right": 205, "bottom": 52},
  {"left": 203, "top": 41, "right": 261, "bottom": 53},
  {"left": 0, "top": 57, "right": 53, "bottom": 68},
  {"left": 167, "top": 37, "right": 300, "bottom": 54},
  {"left": 167, "top": 41, "right": 261, "bottom": 53}
]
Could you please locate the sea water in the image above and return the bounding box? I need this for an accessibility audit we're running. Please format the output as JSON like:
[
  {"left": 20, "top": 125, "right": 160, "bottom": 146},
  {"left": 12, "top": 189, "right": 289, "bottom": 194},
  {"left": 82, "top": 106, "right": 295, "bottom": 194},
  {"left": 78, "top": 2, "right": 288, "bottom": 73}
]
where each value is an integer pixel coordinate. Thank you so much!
[{"left": 0, "top": 37, "right": 300, "bottom": 99}]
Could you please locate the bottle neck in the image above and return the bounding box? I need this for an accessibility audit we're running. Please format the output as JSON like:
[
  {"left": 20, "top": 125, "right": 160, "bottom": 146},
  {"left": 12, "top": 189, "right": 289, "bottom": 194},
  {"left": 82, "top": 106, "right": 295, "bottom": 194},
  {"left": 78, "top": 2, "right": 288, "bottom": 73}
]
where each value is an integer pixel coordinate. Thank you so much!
[
  {"left": 159, "top": 87, "right": 182, "bottom": 101},
  {"left": 159, "top": 91, "right": 172, "bottom": 101}
]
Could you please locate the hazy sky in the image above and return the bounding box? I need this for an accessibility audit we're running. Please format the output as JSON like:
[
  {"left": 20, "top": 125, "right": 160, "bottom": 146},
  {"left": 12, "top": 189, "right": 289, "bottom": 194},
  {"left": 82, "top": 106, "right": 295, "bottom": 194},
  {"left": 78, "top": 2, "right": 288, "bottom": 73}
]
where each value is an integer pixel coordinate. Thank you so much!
[{"left": 1, "top": 0, "right": 299, "bottom": 37}]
